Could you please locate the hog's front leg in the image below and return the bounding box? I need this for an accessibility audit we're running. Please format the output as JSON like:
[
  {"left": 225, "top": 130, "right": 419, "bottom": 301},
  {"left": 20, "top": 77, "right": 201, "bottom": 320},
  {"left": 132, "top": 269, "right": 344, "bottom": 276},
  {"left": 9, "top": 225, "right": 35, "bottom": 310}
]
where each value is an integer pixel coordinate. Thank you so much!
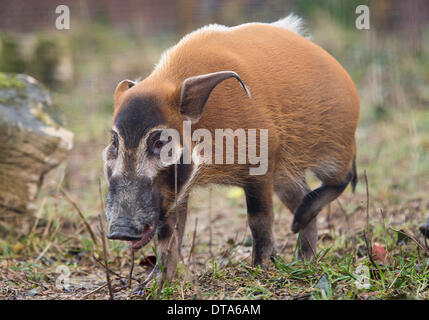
[
  {"left": 156, "top": 200, "right": 188, "bottom": 284},
  {"left": 244, "top": 181, "right": 275, "bottom": 267},
  {"left": 133, "top": 197, "right": 188, "bottom": 295},
  {"left": 420, "top": 217, "right": 429, "bottom": 239}
]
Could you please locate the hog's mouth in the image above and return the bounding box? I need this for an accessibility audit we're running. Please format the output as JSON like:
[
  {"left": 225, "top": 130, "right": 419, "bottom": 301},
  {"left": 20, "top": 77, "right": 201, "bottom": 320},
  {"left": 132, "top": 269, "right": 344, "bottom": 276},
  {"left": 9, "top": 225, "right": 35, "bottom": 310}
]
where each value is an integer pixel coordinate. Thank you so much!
[{"left": 130, "top": 222, "right": 156, "bottom": 250}]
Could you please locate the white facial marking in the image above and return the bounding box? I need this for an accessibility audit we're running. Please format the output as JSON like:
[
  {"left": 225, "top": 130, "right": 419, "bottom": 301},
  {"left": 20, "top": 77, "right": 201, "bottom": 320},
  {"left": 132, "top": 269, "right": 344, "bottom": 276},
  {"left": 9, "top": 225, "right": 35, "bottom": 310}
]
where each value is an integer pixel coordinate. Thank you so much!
[{"left": 135, "top": 125, "right": 182, "bottom": 180}]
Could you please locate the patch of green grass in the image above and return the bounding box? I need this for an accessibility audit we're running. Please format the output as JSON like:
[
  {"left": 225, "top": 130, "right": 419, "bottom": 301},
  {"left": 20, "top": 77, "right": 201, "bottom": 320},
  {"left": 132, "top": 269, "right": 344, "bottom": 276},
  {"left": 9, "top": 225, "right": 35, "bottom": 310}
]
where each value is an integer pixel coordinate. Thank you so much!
[{"left": 0, "top": 72, "right": 24, "bottom": 89}]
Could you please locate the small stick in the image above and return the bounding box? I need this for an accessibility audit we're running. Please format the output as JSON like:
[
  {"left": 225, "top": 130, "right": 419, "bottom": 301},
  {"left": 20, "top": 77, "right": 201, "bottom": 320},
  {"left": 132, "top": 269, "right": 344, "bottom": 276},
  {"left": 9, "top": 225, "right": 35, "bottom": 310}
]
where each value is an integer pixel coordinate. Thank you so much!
[
  {"left": 42, "top": 210, "right": 53, "bottom": 240},
  {"left": 128, "top": 248, "right": 135, "bottom": 288},
  {"left": 362, "top": 171, "right": 377, "bottom": 269},
  {"left": 98, "top": 179, "right": 105, "bottom": 210},
  {"left": 36, "top": 219, "right": 63, "bottom": 263},
  {"left": 336, "top": 199, "right": 351, "bottom": 229},
  {"left": 82, "top": 283, "right": 108, "bottom": 299},
  {"left": 187, "top": 217, "right": 198, "bottom": 264},
  {"left": 92, "top": 254, "right": 140, "bottom": 282},
  {"left": 208, "top": 187, "right": 214, "bottom": 259},
  {"left": 327, "top": 203, "right": 332, "bottom": 230},
  {"left": 364, "top": 170, "right": 370, "bottom": 228},
  {"left": 30, "top": 198, "right": 46, "bottom": 235},
  {"left": 390, "top": 227, "right": 429, "bottom": 254},
  {"left": 304, "top": 233, "right": 317, "bottom": 260},
  {"left": 219, "top": 230, "right": 240, "bottom": 261},
  {"left": 58, "top": 185, "right": 98, "bottom": 246},
  {"left": 98, "top": 214, "right": 114, "bottom": 300},
  {"left": 35, "top": 242, "right": 52, "bottom": 264},
  {"left": 424, "top": 227, "right": 429, "bottom": 250},
  {"left": 280, "top": 234, "right": 290, "bottom": 255}
]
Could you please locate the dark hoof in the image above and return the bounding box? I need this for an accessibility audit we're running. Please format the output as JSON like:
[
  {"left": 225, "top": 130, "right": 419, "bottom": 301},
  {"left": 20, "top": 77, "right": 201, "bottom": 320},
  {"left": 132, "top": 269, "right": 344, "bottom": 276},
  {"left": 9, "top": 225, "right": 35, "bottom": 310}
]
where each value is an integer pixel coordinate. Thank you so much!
[
  {"left": 133, "top": 284, "right": 147, "bottom": 296},
  {"left": 132, "top": 276, "right": 156, "bottom": 296},
  {"left": 291, "top": 220, "right": 300, "bottom": 234},
  {"left": 132, "top": 266, "right": 161, "bottom": 296},
  {"left": 419, "top": 219, "right": 429, "bottom": 238},
  {"left": 292, "top": 206, "right": 316, "bottom": 234},
  {"left": 292, "top": 209, "right": 320, "bottom": 234}
]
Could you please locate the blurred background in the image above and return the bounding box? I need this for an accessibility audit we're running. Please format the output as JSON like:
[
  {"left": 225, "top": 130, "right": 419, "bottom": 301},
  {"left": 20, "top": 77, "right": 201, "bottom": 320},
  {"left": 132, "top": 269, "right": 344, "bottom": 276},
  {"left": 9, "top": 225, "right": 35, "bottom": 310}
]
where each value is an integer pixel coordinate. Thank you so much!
[
  {"left": 1, "top": 0, "right": 428, "bottom": 203},
  {"left": 0, "top": 0, "right": 429, "bottom": 299}
]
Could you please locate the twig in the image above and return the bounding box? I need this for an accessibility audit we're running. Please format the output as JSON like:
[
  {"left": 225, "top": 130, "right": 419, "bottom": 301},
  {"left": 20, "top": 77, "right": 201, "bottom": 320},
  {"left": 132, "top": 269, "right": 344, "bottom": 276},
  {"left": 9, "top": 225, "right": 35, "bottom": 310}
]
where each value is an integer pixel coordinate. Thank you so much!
[
  {"left": 364, "top": 170, "right": 370, "bottom": 228},
  {"left": 219, "top": 230, "right": 240, "bottom": 262},
  {"left": 81, "top": 283, "right": 108, "bottom": 299},
  {"left": 425, "top": 229, "right": 429, "bottom": 250},
  {"left": 98, "top": 179, "right": 105, "bottom": 210},
  {"left": 362, "top": 170, "right": 377, "bottom": 269},
  {"left": 280, "top": 233, "right": 290, "bottom": 254},
  {"left": 128, "top": 248, "right": 135, "bottom": 288},
  {"left": 58, "top": 185, "right": 98, "bottom": 246},
  {"left": 305, "top": 234, "right": 317, "bottom": 261},
  {"left": 35, "top": 220, "right": 63, "bottom": 263},
  {"left": 208, "top": 187, "right": 214, "bottom": 259},
  {"left": 388, "top": 264, "right": 406, "bottom": 290},
  {"left": 292, "top": 292, "right": 312, "bottom": 300},
  {"left": 98, "top": 214, "right": 114, "bottom": 300},
  {"left": 187, "top": 217, "right": 198, "bottom": 264},
  {"left": 42, "top": 210, "right": 53, "bottom": 240},
  {"left": 327, "top": 203, "right": 332, "bottom": 230},
  {"left": 34, "top": 242, "right": 52, "bottom": 264},
  {"left": 390, "top": 227, "right": 429, "bottom": 254},
  {"left": 336, "top": 199, "right": 351, "bottom": 229},
  {"left": 30, "top": 198, "right": 46, "bottom": 235},
  {"left": 92, "top": 254, "right": 140, "bottom": 282}
]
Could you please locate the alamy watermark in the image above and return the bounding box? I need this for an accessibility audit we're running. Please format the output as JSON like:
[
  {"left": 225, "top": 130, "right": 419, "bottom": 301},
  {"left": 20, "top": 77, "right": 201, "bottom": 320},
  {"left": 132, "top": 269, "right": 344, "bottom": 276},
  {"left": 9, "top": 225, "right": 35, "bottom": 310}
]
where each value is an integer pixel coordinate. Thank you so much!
[
  {"left": 55, "top": 4, "right": 370, "bottom": 31},
  {"left": 157, "top": 121, "right": 269, "bottom": 176},
  {"left": 55, "top": 5, "right": 70, "bottom": 30},
  {"left": 55, "top": 265, "right": 99, "bottom": 290},
  {"left": 354, "top": 264, "right": 371, "bottom": 290},
  {"left": 356, "top": 5, "right": 370, "bottom": 30}
]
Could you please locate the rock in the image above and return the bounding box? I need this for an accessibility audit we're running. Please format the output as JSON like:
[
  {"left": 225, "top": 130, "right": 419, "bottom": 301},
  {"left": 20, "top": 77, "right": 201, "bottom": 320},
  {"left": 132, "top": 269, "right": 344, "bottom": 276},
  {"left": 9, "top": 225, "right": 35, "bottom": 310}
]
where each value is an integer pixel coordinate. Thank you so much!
[{"left": 0, "top": 72, "right": 73, "bottom": 216}]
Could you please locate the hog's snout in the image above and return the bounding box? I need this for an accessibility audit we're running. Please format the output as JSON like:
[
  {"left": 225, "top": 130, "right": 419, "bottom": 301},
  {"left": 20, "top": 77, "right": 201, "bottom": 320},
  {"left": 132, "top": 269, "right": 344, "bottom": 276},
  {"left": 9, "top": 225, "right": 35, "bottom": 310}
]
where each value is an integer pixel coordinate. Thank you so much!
[
  {"left": 104, "top": 176, "right": 160, "bottom": 247},
  {"left": 107, "top": 225, "right": 142, "bottom": 241}
]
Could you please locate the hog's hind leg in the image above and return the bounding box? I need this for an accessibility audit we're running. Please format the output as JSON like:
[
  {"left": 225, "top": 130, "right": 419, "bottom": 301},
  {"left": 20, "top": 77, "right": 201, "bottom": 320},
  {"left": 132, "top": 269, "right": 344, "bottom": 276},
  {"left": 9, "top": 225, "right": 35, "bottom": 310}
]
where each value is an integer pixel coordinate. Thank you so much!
[
  {"left": 291, "top": 160, "right": 356, "bottom": 235},
  {"left": 274, "top": 179, "right": 318, "bottom": 261}
]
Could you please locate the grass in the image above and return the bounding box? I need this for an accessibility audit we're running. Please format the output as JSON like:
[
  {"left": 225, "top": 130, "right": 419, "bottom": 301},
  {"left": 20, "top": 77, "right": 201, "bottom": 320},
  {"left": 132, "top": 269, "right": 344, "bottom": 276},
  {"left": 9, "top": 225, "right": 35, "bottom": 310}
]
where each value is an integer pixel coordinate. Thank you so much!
[
  {"left": 1, "top": 168, "right": 428, "bottom": 300},
  {"left": 1, "top": 15, "right": 429, "bottom": 300}
]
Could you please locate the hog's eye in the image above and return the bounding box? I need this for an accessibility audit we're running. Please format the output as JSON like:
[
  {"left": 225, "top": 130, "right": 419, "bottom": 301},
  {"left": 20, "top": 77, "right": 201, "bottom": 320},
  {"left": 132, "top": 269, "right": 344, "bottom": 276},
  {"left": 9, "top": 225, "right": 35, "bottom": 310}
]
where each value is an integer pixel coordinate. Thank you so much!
[
  {"left": 110, "top": 131, "right": 118, "bottom": 156},
  {"left": 147, "top": 130, "right": 170, "bottom": 156}
]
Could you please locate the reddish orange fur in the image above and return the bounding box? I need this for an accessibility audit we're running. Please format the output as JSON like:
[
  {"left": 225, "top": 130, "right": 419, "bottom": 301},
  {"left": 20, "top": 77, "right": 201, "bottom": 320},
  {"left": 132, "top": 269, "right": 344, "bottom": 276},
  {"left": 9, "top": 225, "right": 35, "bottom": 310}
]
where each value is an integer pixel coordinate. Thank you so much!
[
  {"left": 107, "top": 21, "right": 361, "bottom": 280},
  {"left": 114, "top": 23, "right": 359, "bottom": 188}
]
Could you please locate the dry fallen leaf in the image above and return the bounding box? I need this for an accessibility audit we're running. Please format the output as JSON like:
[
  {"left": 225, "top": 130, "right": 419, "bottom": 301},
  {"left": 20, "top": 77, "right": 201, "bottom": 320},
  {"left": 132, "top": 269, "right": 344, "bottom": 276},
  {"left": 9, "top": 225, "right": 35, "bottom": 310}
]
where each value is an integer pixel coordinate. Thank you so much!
[
  {"left": 372, "top": 242, "right": 390, "bottom": 265},
  {"left": 139, "top": 255, "right": 156, "bottom": 268}
]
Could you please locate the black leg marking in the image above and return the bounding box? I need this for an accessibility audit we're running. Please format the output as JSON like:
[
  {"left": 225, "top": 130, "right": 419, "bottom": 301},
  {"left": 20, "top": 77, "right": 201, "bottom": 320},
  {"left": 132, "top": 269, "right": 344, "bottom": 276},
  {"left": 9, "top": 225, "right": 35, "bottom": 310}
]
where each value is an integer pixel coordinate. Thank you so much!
[
  {"left": 291, "top": 174, "right": 352, "bottom": 233},
  {"left": 244, "top": 182, "right": 274, "bottom": 267}
]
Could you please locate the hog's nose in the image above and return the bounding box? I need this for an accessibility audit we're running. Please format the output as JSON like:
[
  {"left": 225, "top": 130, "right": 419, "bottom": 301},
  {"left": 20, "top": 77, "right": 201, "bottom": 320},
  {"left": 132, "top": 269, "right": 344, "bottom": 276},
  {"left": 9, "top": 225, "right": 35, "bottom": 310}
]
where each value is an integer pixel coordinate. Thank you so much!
[{"left": 107, "top": 227, "right": 141, "bottom": 241}]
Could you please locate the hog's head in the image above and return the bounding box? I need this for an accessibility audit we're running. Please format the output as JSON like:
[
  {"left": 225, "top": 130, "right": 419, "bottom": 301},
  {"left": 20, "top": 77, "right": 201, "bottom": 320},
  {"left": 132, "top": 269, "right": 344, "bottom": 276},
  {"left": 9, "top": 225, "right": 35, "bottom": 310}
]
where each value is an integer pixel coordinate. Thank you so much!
[{"left": 103, "top": 71, "right": 250, "bottom": 249}]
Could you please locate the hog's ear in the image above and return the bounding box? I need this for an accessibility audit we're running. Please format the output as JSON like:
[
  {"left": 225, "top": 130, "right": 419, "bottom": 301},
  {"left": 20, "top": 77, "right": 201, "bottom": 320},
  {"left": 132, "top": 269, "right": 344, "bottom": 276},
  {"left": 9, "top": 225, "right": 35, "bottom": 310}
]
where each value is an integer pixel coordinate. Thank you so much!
[
  {"left": 179, "top": 71, "right": 251, "bottom": 123},
  {"left": 114, "top": 79, "right": 135, "bottom": 109}
]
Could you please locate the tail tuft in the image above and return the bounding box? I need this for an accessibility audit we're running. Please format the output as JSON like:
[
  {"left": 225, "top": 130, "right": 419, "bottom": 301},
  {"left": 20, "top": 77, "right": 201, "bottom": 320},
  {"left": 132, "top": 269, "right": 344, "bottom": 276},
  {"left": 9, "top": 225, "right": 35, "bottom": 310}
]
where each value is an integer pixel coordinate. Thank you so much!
[{"left": 271, "top": 13, "right": 311, "bottom": 39}]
